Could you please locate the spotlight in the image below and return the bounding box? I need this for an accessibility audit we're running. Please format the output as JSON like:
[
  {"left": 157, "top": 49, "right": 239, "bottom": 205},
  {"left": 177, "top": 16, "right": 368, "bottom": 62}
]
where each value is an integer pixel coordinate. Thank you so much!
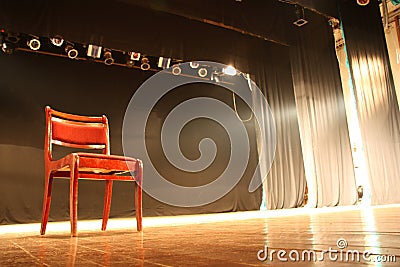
[
  {"left": 198, "top": 67, "right": 207, "bottom": 77},
  {"left": 50, "top": 36, "right": 64, "bottom": 47},
  {"left": 5, "top": 32, "right": 19, "bottom": 44},
  {"left": 87, "top": 44, "right": 102, "bottom": 58},
  {"left": 103, "top": 50, "right": 114, "bottom": 65},
  {"left": 129, "top": 52, "right": 141, "bottom": 61},
  {"left": 27, "top": 37, "right": 41, "bottom": 50},
  {"left": 1, "top": 43, "right": 14, "bottom": 55},
  {"left": 65, "top": 44, "right": 78, "bottom": 59},
  {"left": 357, "top": 185, "right": 364, "bottom": 201},
  {"left": 356, "top": 0, "right": 369, "bottom": 6},
  {"left": 293, "top": 5, "right": 308, "bottom": 27},
  {"left": 140, "top": 57, "right": 150, "bottom": 70},
  {"left": 158, "top": 57, "right": 171, "bottom": 69},
  {"left": 222, "top": 65, "right": 237, "bottom": 76},
  {"left": 171, "top": 64, "right": 182, "bottom": 75},
  {"left": 189, "top": 61, "right": 199, "bottom": 68}
]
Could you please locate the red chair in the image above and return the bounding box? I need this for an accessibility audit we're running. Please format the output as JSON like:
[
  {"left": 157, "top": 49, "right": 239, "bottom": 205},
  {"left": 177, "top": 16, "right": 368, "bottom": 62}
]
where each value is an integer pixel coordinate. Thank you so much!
[{"left": 40, "top": 106, "right": 142, "bottom": 236}]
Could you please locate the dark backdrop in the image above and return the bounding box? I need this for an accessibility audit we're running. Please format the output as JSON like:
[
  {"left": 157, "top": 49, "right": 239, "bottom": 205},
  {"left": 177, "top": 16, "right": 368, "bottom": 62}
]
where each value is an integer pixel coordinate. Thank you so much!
[{"left": 0, "top": 1, "right": 309, "bottom": 224}]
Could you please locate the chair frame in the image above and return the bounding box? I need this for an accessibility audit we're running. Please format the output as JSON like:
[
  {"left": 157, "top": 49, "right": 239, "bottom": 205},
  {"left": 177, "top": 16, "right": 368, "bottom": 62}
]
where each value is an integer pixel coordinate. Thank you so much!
[{"left": 40, "top": 106, "right": 142, "bottom": 236}]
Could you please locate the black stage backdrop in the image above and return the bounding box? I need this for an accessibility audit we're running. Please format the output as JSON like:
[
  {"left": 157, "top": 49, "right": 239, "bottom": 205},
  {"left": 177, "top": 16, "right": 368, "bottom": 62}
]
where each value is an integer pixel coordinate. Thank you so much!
[{"left": 0, "top": 1, "right": 310, "bottom": 224}]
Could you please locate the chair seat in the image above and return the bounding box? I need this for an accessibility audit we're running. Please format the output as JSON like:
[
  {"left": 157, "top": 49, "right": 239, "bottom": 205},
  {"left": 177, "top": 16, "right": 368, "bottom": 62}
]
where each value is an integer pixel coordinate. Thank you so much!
[
  {"left": 58, "top": 166, "right": 131, "bottom": 175},
  {"left": 50, "top": 152, "right": 138, "bottom": 180}
]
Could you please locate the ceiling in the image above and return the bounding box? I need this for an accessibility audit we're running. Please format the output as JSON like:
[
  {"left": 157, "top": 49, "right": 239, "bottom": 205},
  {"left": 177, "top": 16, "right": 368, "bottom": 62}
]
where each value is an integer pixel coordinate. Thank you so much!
[{"left": 0, "top": 0, "right": 341, "bottom": 53}]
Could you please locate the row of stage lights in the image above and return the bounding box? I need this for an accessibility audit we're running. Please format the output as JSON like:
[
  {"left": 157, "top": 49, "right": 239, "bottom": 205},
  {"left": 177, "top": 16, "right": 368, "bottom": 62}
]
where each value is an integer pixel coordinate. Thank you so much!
[
  {"left": 0, "top": 31, "right": 162, "bottom": 70},
  {"left": 0, "top": 31, "right": 239, "bottom": 80}
]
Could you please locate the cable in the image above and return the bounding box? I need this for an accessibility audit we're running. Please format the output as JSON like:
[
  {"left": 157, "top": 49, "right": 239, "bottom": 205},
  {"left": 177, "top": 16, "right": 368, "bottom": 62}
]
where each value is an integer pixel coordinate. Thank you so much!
[{"left": 232, "top": 73, "right": 253, "bottom": 122}]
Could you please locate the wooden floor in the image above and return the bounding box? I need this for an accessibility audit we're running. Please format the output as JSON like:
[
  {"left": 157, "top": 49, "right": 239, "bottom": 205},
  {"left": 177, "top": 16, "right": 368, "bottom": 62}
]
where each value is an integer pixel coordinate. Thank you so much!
[{"left": 0, "top": 204, "right": 399, "bottom": 266}]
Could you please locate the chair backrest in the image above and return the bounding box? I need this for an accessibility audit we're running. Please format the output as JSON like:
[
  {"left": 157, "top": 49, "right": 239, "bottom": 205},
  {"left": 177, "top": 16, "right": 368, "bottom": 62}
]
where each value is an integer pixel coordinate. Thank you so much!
[{"left": 44, "top": 106, "right": 110, "bottom": 161}]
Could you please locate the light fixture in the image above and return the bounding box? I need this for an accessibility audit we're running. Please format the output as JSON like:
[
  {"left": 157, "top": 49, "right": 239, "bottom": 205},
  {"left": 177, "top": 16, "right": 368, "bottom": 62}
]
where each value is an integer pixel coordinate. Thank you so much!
[
  {"left": 172, "top": 64, "right": 181, "bottom": 75},
  {"left": 50, "top": 36, "right": 64, "bottom": 47},
  {"left": 198, "top": 67, "right": 207, "bottom": 77},
  {"left": 129, "top": 52, "right": 141, "bottom": 61},
  {"left": 222, "top": 65, "right": 237, "bottom": 76},
  {"left": 27, "top": 37, "right": 41, "bottom": 50},
  {"left": 87, "top": 44, "right": 102, "bottom": 58},
  {"left": 5, "top": 32, "right": 19, "bottom": 44},
  {"left": 356, "top": 0, "right": 370, "bottom": 6},
  {"left": 357, "top": 185, "right": 364, "bottom": 202},
  {"left": 189, "top": 61, "right": 199, "bottom": 68},
  {"left": 65, "top": 44, "right": 78, "bottom": 59},
  {"left": 158, "top": 57, "right": 171, "bottom": 69},
  {"left": 293, "top": 5, "right": 308, "bottom": 27},
  {"left": 140, "top": 56, "right": 150, "bottom": 70},
  {"left": 103, "top": 49, "right": 114, "bottom": 65},
  {"left": 1, "top": 43, "right": 14, "bottom": 55}
]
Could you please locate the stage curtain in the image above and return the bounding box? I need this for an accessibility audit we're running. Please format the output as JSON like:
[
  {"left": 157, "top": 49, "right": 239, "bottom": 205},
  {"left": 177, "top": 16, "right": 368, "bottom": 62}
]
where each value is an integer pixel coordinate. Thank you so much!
[
  {"left": 290, "top": 12, "right": 357, "bottom": 207},
  {"left": 250, "top": 47, "right": 307, "bottom": 210},
  {"left": 339, "top": 0, "right": 400, "bottom": 205}
]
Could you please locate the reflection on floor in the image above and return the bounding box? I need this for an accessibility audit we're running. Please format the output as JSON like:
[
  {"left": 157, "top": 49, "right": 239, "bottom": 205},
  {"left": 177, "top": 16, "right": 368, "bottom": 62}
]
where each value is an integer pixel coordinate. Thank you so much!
[{"left": 0, "top": 204, "right": 399, "bottom": 266}]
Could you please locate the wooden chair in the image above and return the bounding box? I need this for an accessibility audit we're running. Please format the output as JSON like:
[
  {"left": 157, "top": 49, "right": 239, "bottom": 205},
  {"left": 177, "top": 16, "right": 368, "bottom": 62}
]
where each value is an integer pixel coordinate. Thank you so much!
[{"left": 40, "top": 106, "right": 142, "bottom": 236}]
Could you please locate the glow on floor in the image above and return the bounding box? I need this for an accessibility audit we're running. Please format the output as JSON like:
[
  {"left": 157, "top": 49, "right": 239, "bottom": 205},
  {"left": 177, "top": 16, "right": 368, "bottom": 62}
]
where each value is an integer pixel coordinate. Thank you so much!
[{"left": 1, "top": 204, "right": 399, "bottom": 235}]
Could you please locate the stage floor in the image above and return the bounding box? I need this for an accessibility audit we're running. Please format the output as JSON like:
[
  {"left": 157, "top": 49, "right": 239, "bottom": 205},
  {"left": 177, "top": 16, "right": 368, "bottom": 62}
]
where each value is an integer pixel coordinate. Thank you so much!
[{"left": 0, "top": 204, "right": 399, "bottom": 266}]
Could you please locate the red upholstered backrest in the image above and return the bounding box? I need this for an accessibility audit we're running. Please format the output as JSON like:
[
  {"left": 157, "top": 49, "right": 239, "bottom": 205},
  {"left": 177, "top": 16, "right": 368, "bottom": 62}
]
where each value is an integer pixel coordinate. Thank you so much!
[
  {"left": 51, "top": 118, "right": 107, "bottom": 147},
  {"left": 44, "top": 106, "right": 110, "bottom": 160}
]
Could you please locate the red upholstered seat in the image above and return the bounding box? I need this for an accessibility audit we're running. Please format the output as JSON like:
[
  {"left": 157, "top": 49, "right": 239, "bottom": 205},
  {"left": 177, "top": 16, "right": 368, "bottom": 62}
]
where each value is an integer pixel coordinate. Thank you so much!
[{"left": 40, "top": 106, "right": 142, "bottom": 236}]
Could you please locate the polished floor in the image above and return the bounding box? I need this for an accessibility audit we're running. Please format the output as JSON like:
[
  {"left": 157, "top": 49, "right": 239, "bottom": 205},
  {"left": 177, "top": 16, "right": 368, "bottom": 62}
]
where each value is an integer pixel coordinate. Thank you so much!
[{"left": 0, "top": 204, "right": 399, "bottom": 266}]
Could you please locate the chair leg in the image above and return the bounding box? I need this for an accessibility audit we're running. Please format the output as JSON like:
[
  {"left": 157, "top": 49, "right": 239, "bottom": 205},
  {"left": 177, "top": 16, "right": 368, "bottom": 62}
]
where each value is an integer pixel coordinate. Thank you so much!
[
  {"left": 101, "top": 180, "right": 113, "bottom": 231},
  {"left": 135, "top": 182, "right": 143, "bottom": 232},
  {"left": 40, "top": 171, "right": 54, "bottom": 235},
  {"left": 135, "top": 160, "right": 143, "bottom": 232},
  {"left": 70, "top": 159, "right": 79, "bottom": 237}
]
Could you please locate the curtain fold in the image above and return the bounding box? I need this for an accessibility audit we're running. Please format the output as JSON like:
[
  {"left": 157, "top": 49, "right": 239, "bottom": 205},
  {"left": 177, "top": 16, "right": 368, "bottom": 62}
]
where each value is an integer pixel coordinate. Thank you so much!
[
  {"left": 339, "top": 0, "right": 400, "bottom": 205},
  {"left": 290, "top": 13, "right": 357, "bottom": 207},
  {"left": 251, "top": 46, "right": 307, "bottom": 210}
]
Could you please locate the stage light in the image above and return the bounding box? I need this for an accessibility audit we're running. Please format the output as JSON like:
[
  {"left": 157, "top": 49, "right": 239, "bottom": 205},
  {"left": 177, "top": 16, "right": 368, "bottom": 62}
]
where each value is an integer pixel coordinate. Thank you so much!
[
  {"left": 129, "top": 52, "right": 141, "bottom": 61},
  {"left": 103, "top": 49, "right": 114, "bottom": 65},
  {"left": 189, "top": 61, "right": 199, "bottom": 68},
  {"left": 356, "top": 0, "right": 369, "bottom": 6},
  {"left": 87, "top": 44, "right": 102, "bottom": 58},
  {"left": 293, "top": 5, "right": 308, "bottom": 27},
  {"left": 357, "top": 185, "right": 364, "bottom": 202},
  {"left": 27, "top": 37, "right": 41, "bottom": 50},
  {"left": 50, "top": 36, "right": 64, "bottom": 47},
  {"left": 172, "top": 64, "right": 181, "bottom": 75},
  {"left": 5, "top": 32, "right": 20, "bottom": 44},
  {"left": 222, "top": 65, "right": 237, "bottom": 76},
  {"left": 1, "top": 43, "right": 14, "bottom": 55},
  {"left": 65, "top": 44, "right": 78, "bottom": 59},
  {"left": 158, "top": 57, "right": 171, "bottom": 69},
  {"left": 141, "top": 57, "right": 150, "bottom": 70},
  {"left": 198, "top": 67, "right": 207, "bottom": 77}
]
